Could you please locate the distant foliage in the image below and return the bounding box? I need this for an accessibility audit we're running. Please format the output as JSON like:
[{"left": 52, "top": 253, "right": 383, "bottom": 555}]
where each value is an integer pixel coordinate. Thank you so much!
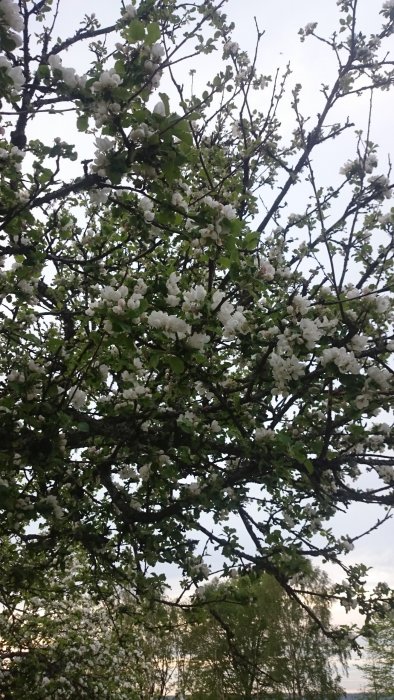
[
  {"left": 178, "top": 570, "right": 346, "bottom": 700},
  {"left": 358, "top": 613, "right": 394, "bottom": 699}
]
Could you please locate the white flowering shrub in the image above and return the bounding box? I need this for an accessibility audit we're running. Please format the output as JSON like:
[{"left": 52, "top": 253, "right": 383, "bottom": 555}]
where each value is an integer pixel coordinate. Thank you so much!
[
  {"left": 0, "top": 0, "right": 393, "bottom": 659},
  {"left": 0, "top": 550, "right": 174, "bottom": 699}
]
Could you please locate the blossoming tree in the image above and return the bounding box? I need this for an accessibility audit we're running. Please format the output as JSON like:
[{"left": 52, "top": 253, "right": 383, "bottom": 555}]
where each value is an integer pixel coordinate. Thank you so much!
[
  {"left": 0, "top": 0, "right": 393, "bottom": 646},
  {"left": 0, "top": 548, "right": 176, "bottom": 698}
]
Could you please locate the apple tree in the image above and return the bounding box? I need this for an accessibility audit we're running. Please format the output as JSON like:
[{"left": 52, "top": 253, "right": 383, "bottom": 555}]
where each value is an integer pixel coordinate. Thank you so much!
[{"left": 0, "top": 0, "right": 393, "bottom": 644}]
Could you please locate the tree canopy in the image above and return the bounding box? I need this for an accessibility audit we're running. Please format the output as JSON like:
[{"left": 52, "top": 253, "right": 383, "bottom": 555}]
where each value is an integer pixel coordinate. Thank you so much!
[
  {"left": 179, "top": 569, "right": 346, "bottom": 699},
  {"left": 0, "top": 0, "right": 393, "bottom": 647},
  {"left": 358, "top": 612, "right": 394, "bottom": 698}
]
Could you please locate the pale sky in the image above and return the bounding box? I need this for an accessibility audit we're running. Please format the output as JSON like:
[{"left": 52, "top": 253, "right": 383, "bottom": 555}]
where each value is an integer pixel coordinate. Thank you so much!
[{"left": 28, "top": 0, "right": 394, "bottom": 692}]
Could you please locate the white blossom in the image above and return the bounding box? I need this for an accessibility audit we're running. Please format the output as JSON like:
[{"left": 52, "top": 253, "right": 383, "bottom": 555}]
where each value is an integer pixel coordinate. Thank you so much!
[
  {"left": 259, "top": 260, "right": 275, "bottom": 281},
  {"left": 339, "top": 537, "right": 354, "bottom": 553},
  {"left": 151, "top": 43, "right": 165, "bottom": 60},
  {"left": 144, "top": 210, "right": 155, "bottom": 222},
  {"left": 367, "top": 365, "right": 391, "bottom": 389},
  {"left": 45, "top": 495, "right": 64, "bottom": 518},
  {"left": 166, "top": 272, "right": 181, "bottom": 306},
  {"left": 255, "top": 427, "right": 275, "bottom": 441},
  {"left": 186, "top": 481, "right": 201, "bottom": 495},
  {"left": 269, "top": 352, "right": 305, "bottom": 391},
  {"left": 221, "top": 203, "right": 237, "bottom": 220},
  {"left": 129, "top": 122, "right": 152, "bottom": 141},
  {"left": 166, "top": 272, "right": 180, "bottom": 294},
  {"left": 101, "top": 285, "right": 121, "bottom": 303},
  {"left": 289, "top": 294, "right": 310, "bottom": 316},
  {"left": 350, "top": 334, "right": 368, "bottom": 353},
  {"left": 48, "top": 54, "right": 62, "bottom": 70},
  {"left": 378, "top": 212, "right": 393, "bottom": 225},
  {"left": 203, "top": 195, "right": 220, "bottom": 209},
  {"left": 27, "top": 359, "right": 44, "bottom": 374},
  {"left": 89, "top": 188, "right": 111, "bottom": 204},
  {"left": 60, "top": 66, "right": 78, "bottom": 88},
  {"left": 299, "top": 317, "right": 323, "bottom": 349},
  {"left": 47, "top": 55, "right": 85, "bottom": 88},
  {"left": 122, "top": 3, "right": 136, "bottom": 20},
  {"left": 147, "top": 310, "right": 191, "bottom": 338},
  {"left": 368, "top": 174, "right": 392, "bottom": 199},
  {"left": 139, "top": 464, "right": 151, "bottom": 481},
  {"left": 320, "top": 347, "right": 361, "bottom": 374},
  {"left": 223, "top": 40, "right": 239, "bottom": 56},
  {"left": 212, "top": 290, "right": 247, "bottom": 336},
  {"left": 375, "top": 463, "right": 394, "bottom": 484},
  {"left": 304, "top": 22, "right": 317, "bottom": 35},
  {"left": 187, "top": 332, "right": 210, "bottom": 350},
  {"left": 139, "top": 196, "right": 154, "bottom": 211},
  {"left": 364, "top": 154, "right": 378, "bottom": 173},
  {"left": 67, "top": 386, "right": 87, "bottom": 409},
  {"left": 182, "top": 284, "right": 206, "bottom": 311},
  {"left": 172, "top": 191, "right": 188, "bottom": 211},
  {"left": 197, "top": 563, "right": 210, "bottom": 577},
  {"left": 223, "top": 309, "right": 248, "bottom": 337},
  {"left": 92, "top": 68, "right": 122, "bottom": 92},
  {"left": 153, "top": 100, "right": 165, "bottom": 116},
  {"left": 0, "top": 55, "right": 24, "bottom": 91},
  {"left": 339, "top": 158, "right": 361, "bottom": 177},
  {"left": 0, "top": 0, "right": 23, "bottom": 32}
]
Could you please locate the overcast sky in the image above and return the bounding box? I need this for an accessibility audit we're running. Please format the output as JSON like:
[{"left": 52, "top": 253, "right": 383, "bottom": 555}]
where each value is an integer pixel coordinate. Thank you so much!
[{"left": 32, "top": 0, "right": 393, "bottom": 692}]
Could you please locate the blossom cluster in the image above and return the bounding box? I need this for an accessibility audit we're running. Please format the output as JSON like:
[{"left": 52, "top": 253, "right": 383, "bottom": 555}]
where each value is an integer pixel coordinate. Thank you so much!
[
  {"left": 0, "top": 54, "right": 24, "bottom": 92},
  {"left": 0, "top": 0, "right": 22, "bottom": 47},
  {"left": 48, "top": 54, "right": 87, "bottom": 89},
  {"left": 211, "top": 289, "right": 248, "bottom": 338}
]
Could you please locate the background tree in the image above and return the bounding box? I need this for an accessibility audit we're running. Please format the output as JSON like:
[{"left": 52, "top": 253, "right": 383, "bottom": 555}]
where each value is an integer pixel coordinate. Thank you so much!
[
  {"left": 178, "top": 574, "right": 284, "bottom": 699},
  {"left": 178, "top": 569, "right": 346, "bottom": 699},
  {"left": 358, "top": 613, "right": 394, "bottom": 699},
  {"left": 277, "top": 570, "right": 347, "bottom": 700},
  {"left": 0, "top": 0, "right": 393, "bottom": 644}
]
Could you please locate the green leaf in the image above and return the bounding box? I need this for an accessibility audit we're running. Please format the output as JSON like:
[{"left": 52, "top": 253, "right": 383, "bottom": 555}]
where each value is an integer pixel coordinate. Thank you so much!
[
  {"left": 243, "top": 231, "right": 260, "bottom": 250},
  {"left": 193, "top": 353, "right": 206, "bottom": 365},
  {"left": 77, "top": 114, "right": 89, "bottom": 132},
  {"left": 106, "top": 153, "right": 130, "bottom": 184},
  {"left": 227, "top": 218, "right": 243, "bottom": 235},
  {"left": 218, "top": 256, "right": 231, "bottom": 269},
  {"left": 37, "top": 64, "right": 50, "bottom": 80},
  {"left": 125, "top": 19, "right": 146, "bottom": 42},
  {"left": 172, "top": 120, "right": 193, "bottom": 146},
  {"left": 146, "top": 22, "right": 161, "bottom": 45},
  {"left": 224, "top": 235, "right": 239, "bottom": 263},
  {"left": 165, "top": 355, "right": 185, "bottom": 375},
  {"left": 303, "top": 459, "right": 314, "bottom": 474},
  {"left": 148, "top": 351, "right": 161, "bottom": 369},
  {"left": 111, "top": 319, "right": 131, "bottom": 332},
  {"left": 162, "top": 160, "right": 180, "bottom": 183},
  {"left": 38, "top": 167, "right": 53, "bottom": 184},
  {"left": 1, "top": 33, "right": 20, "bottom": 51}
]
